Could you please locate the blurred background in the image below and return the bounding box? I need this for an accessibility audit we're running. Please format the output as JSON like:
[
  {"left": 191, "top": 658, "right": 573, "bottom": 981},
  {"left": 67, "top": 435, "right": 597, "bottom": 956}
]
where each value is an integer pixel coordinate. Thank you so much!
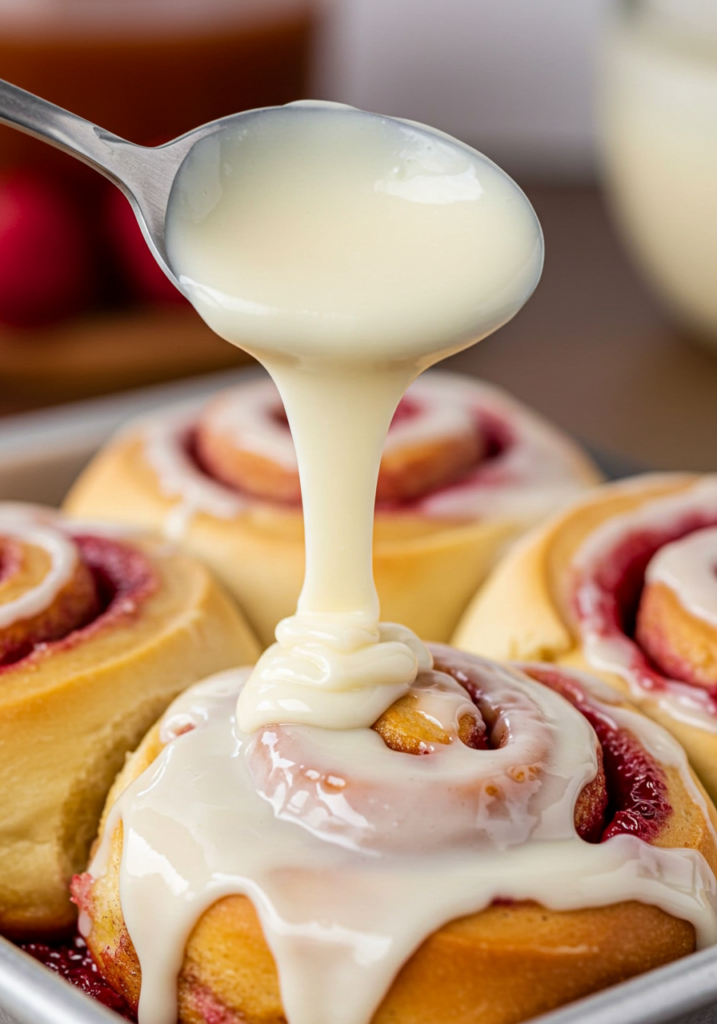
[{"left": 0, "top": 0, "right": 715, "bottom": 471}]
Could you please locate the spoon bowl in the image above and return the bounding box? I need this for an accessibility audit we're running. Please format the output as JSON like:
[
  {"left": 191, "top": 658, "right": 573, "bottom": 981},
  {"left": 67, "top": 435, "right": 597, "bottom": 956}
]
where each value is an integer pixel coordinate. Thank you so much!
[{"left": 0, "top": 79, "right": 544, "bottom": 355}]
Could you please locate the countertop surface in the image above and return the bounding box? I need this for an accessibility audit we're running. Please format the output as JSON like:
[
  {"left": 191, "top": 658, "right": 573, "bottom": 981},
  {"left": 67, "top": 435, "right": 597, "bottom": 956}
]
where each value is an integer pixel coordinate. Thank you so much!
[
  {"left": 445, "top": 184, "right": 717, "bottom": 474},
  {"left": 1, "top": 183, "right": 716, "bottom": 474}
]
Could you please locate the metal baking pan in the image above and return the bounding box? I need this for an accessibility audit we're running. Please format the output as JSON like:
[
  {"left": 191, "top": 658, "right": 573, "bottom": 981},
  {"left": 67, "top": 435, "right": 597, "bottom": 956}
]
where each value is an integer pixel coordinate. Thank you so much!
[{"left": 0, "top": 371, "right": 713, "bottom": 1024}]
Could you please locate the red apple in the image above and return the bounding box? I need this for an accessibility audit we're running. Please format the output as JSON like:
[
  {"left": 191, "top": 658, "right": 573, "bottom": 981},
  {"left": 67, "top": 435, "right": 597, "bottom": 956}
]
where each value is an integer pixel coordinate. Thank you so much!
[{"left": 0, "top": 170, "right": 96, "bottom": 328}]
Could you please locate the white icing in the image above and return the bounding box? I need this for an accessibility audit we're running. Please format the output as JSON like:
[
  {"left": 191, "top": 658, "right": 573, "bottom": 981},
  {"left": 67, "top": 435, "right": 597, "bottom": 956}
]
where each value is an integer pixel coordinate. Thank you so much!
[
  {"left": 646, "top": 526, "right": 717, "bottom": 628},
  {"left": 409, "top": 670, "right": 479, "bottom": 739},
  {"left": 0, "top": 503, "right": 63, "bottom": 528},
  {"left": 0, "top": 516, "right": 78, "bottom": 630},
  {"left": 0, "top": 503, "right": 145, "bottom": 631},
  {"left": 245, "top": 617, "right": 433, "bottom": 731},
  {"left": 84, "top": 656, "right": 717, "bottom": 1024},
  {"left": 202, "top": 377, "right": 298, "bottom": 470},
  {"left": 0, "top": 498, "right": 146, "bottom": 543},
  {"left": 202, "top": 372, "right": 478, "bottom": 471},
  {"left": 384, "top": 374, "right": 477, "bottom": 455},
  {"left": 413, "top": 373, "right": 594, "bottom": 521},
  {"left": 0, "top": 504, "right": 148, "bottom": 631},
  {"left": 144, "top": 411, "right": 243, "bottom": 539},
  {"left": 573, "top": 476, "right": 717, "bottom": 730},
  {"left": 167, "top": 104, "right": 542, "bottom": 358}
]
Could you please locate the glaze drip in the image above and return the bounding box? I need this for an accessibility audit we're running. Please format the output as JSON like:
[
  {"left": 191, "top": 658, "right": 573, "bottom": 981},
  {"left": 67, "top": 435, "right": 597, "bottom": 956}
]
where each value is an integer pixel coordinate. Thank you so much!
[
  {"left": 82, "top": 652, "right": 717, "bottom": 1024},
  {"left": 165, "top": 102, "right": 543, "bottom": 732}
]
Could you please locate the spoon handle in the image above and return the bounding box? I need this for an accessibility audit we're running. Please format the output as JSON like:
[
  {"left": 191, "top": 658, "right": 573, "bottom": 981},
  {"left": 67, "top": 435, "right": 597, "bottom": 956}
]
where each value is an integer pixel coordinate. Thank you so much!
[{"left": 0, "top": 77, "right": 139, "bottom": 188}]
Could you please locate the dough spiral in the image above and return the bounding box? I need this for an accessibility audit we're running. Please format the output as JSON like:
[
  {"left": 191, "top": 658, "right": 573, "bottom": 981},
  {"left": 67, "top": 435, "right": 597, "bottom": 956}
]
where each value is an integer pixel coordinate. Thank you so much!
[
  {"left": 75, "top": 647, "right": 717, "bottom": 1024},
  {"left": 0, "top": 504, "right": 259, "bottom": 937},
  {"left": 455, "top": 474, "right": 717, "bottom": 798}
]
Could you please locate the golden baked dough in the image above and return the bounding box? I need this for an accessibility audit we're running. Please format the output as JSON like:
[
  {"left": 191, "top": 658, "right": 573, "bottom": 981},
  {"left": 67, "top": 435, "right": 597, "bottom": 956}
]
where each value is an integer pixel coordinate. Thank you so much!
[
  {"left": 0, "top": 513, "right": 259, "bottom": 937},
  {"left": 453, "top": 473, "right": 717, "bottom": 798},
  {"left": 65, "top": 375, "right": 601, "bottom": 647}
]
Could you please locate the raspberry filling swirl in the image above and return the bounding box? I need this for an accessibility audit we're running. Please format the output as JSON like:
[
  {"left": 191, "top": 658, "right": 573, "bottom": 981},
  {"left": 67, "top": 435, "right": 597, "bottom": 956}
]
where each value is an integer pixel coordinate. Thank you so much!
[
  {"left": 79, "top": 650, "right": 717, "bottom": 1024},
  {"left": 0, "top": 509, "right": 155, "bottom": 670},
  {"left": 143, "top": 371, "right": 596, "bottom": 531},
  {"left": 516, "top": 664, "right": 671, "bottom": 843},
  {"left": 571, "top": 478, "right": 717, "bottom": 724}
]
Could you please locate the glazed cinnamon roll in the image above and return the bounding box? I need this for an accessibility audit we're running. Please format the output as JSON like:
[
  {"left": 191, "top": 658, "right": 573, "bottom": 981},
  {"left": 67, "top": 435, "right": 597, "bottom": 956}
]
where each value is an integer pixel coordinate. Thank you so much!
[
  {"left": 0, "top": 504, "right": 259, "bottom": 938},
  {"left": 454, "top": 474, "right": 717, "bottom": 799},
  {"left": 65, "top": 372, "right": 601, "bottom": 647},
  {"left": 74, "top": 648, "right": 717, "bottom": 1024}
]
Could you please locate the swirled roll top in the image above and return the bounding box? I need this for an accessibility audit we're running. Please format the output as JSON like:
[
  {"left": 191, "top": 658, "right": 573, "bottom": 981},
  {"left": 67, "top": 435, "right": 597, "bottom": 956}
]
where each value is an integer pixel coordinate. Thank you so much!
[
  {"left": 198, "top": 375, "right": 489, "bottom": 505},
  {"left": 0, "top": 507, "right": 145, "bottom": 667},
  {"left": 65, "top": 372, "right": 601, "bottom": 647},
  {"left": 0, "top": 517, "right": 99, "bottom": 662},
  {"left": 454, "top": 473, "right": 717, "bottom": 799},
  {"left": 77, "top": 649, "right": 717, "bottom": 1024},
  {"left": 0, "top": 504, "right": 259, "bottom": 938},
  {"left": 149, "top": 372, "right": 600, "bottom": 521}
]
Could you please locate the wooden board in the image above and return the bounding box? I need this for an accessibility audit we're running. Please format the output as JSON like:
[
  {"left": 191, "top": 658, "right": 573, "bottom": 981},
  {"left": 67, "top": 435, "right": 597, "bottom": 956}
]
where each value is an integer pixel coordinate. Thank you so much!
[{"left": 0, "top": 305, "right": 251, "bottom": 401}]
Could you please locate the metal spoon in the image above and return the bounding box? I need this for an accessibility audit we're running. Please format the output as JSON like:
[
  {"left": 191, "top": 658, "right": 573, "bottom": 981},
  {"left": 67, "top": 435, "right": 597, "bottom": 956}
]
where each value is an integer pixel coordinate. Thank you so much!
[{"left": 0, "top": 77, "right": 234, "bottom": 291}]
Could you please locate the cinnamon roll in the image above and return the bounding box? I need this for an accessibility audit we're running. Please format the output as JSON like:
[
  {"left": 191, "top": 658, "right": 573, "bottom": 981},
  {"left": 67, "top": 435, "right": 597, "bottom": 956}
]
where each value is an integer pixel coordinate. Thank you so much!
[
  {"left": 0, "top": 504, "right": 259, "bottom": 938},
  {"left": 74, "top": 648, "right": 717, "bottom": 1024},
  {"left": 65, "top": 372, "right": 601, "bottom": 647},
  {"left": 454, "top": 473, "right": 717, "bottom": 799}
]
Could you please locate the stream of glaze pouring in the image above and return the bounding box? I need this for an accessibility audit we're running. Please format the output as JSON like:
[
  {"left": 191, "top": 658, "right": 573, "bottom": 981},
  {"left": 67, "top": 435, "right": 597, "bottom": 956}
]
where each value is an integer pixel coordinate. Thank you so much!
[
  {"left": 81, "top": 102, "right": 717, "bottom": 1024},
  {"left": 166, "top": 100, "right": 543, "bottom": 730}
]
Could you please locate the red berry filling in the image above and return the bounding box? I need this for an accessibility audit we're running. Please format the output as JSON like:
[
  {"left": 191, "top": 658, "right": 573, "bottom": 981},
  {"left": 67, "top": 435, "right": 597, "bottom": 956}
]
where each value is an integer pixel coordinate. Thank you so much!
[
  {"left": 437, "top": 656, "right": 670, "bottom": 845},
  {"left": 18, "top": 935, "right": 134, "bottom": 1020},
  {"left": 519, "top": 666, "right": 671, "bottom": 843},
  {"left": 0, "top": 535, "right": 156, "bottom": 673}
]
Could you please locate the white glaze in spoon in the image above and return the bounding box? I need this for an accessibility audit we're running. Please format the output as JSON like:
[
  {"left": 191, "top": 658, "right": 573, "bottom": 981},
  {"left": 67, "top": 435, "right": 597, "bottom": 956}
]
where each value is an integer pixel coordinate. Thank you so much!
[{"left": 165, "top": 101, "right": 543, "bottom": 732}]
